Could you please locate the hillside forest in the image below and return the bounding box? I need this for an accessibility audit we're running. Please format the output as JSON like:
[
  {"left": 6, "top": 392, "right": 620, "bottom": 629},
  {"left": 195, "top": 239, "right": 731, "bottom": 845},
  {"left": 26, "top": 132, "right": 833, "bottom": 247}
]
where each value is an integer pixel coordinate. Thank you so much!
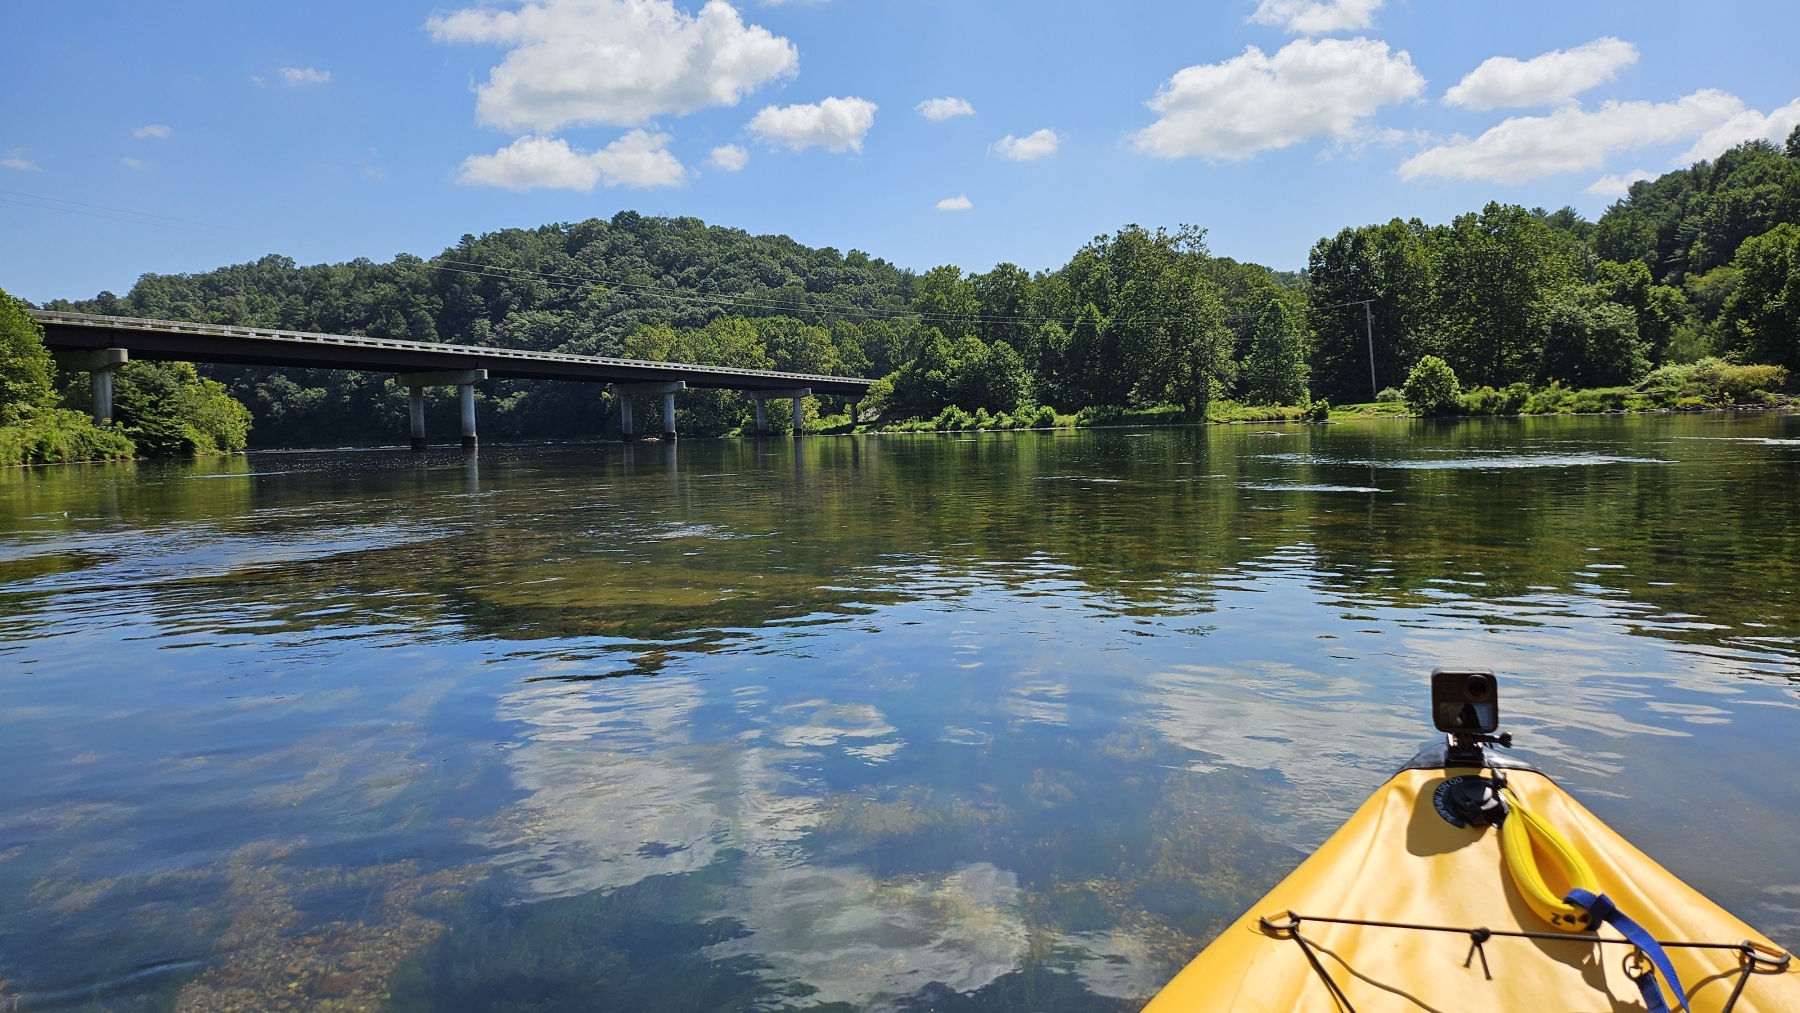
[{"left": 6, "top": 133, "right": 1798, "bottom": 456}]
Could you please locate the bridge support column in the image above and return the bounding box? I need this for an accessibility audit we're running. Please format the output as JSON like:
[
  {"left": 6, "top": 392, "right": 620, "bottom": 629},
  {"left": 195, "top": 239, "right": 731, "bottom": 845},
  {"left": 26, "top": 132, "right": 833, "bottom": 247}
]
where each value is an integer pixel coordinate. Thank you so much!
[
  {"left": 849, "top": 399, "right": 860, "bottom": 430},
  {"left": 408, "top": 388, "right": 426, "bottom": 451},
  {"left": 53, "top": 348, "right": 129, "bottom": 424},
  {"left": 458, "top": 384, "right": 477, "bottom": 450},
  {"left": 792, "top": 397, "right": 805, "bottom": 439},
  {"left": 611, "top": 381, "right": 685, "bottom": 442},
  {"left": 395, "top": 368, "right": 487, "bottom": 452},
  {"left": 746, "top": 387, "right": 810, "bottom": 440}
]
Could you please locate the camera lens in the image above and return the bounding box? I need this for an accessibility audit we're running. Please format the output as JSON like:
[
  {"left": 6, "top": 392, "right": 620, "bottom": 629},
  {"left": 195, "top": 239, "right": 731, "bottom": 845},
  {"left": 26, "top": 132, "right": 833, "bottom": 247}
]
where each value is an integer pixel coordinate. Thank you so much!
[{"left": 1464, "top": 674, "right": 1493, "bottom": 701}]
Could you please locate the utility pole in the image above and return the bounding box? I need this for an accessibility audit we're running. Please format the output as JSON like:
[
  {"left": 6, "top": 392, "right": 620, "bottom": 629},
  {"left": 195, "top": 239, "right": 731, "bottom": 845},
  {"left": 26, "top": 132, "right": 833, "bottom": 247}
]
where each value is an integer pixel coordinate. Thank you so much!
[{"left": 1363, "top": 300, "right": 1377, "bottom": 401}]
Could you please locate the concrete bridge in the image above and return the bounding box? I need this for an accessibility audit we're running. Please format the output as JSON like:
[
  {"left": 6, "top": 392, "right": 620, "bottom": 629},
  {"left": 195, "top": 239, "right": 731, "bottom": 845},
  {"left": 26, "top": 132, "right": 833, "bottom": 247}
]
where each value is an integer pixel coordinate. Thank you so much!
[{"left": 33, "top": 310, "right": 874, "bottom": 449}]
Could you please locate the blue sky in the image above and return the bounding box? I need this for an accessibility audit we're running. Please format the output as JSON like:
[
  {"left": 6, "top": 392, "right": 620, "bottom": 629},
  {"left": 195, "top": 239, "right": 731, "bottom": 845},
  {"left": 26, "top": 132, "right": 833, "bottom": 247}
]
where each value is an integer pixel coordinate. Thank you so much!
[{"left": 4, "top": 0, "right": 1798, "bottom": 304}]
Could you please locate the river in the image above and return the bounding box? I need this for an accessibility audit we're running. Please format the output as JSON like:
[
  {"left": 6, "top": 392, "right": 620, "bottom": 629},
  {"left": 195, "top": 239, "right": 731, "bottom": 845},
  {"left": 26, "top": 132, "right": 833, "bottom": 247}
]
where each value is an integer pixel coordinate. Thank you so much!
[{"left": 2, "top": 413, "right": 1797, "bottom": 1012}]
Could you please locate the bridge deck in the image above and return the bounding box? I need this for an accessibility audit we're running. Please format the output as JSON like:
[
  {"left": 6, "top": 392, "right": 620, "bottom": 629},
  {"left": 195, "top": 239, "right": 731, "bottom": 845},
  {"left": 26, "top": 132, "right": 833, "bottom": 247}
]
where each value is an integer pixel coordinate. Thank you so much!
[{"left": 31, "top": 310, "right": 873, "bottom": 396}]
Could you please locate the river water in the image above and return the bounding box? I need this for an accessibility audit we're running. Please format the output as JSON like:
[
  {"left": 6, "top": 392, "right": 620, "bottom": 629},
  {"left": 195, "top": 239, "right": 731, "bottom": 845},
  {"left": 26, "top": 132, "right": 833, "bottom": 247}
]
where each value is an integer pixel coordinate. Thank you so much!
[{"left": 3, "top": 414, "right": 1798, "bottom": 1012}]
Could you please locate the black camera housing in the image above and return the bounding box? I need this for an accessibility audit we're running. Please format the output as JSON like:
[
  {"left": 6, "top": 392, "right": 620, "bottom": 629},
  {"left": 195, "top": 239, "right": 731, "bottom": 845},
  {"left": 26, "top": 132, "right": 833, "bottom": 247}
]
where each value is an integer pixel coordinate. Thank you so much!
[{"left": 1431, "top": 668, "right": 1499, "bottom": 734}]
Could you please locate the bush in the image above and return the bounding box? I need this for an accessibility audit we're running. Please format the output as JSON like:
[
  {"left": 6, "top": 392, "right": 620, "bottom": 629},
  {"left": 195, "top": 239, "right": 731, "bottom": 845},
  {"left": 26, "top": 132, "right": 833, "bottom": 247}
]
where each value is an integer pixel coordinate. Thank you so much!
[
  {"left": 0, "top": 407, "right": 136, "bottom": 466},
  {"left": 1457, "top": 382, "right": 1531, "bottom": 416},
  {"left": 1304, "top": 399, "right": 1331, "bottom": 422},
  {"left": 111, "top": 361, "right": 253, "bottom": 456},
  {"left": 1403, "top": 356, "right": 1461, "bottom": 415},
  {"left": 1638, "top": 358, "right": 1789, "bottom": 405},
  {"left": 1375, "top": 387, "right": 1403, "bottom": 403}
]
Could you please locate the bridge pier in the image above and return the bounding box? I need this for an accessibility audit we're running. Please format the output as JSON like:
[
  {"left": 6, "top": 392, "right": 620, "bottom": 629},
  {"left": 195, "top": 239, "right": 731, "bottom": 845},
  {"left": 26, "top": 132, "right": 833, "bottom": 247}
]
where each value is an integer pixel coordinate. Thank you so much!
[
  {"left": 612, "top": 381, "right": 685, "bottom": 442},
  {"left": 748, "top": 387, "right": 811, "bottom": 439},
  {"left": 408, "top": 388, "right": 426, "bottom": 451},
  {"left": 395, "top": 369, "right": 487, "bottom": 451},
  {"left": 459, "top": 384, "right": 477, "bottom": 450},
  {"left": 53, "top": 348, "right": 129, "bottom": 424}
]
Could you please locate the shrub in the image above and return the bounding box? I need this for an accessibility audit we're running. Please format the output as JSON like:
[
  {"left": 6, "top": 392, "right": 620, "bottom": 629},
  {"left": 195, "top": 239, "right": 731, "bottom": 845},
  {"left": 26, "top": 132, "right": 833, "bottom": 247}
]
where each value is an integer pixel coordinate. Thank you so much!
[
  {"left": 1458, "top": 382, "right": 1531, "bottom": 416},
  {"left": 1375, "top": 387, "right": 1403, "bottom": 403},
  {"left": 0, "top": 407, "right": 136, "bottom": 466},
  {"left": 1403, "top": 356, "right": 1461, "bottom": 415},
  {"left": 1304, "top": 399, "right": 1331, "bottom": 422}
]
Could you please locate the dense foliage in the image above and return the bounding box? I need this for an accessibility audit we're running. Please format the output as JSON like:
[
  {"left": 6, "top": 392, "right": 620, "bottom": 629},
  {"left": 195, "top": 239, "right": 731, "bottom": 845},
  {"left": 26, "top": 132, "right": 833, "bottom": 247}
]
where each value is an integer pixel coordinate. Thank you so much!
[
  {"left": 0, "top": 289, "right": 134, "bottom": 465},
  {"left": 33, "top": 134, "right": 1797, "bottom": 448}
]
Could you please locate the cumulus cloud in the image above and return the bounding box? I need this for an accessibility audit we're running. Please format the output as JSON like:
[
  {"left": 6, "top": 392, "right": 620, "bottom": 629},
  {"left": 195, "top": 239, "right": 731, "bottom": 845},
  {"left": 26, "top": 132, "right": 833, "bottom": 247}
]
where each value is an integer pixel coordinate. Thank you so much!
[
  {"left": 1443, "top": 37, "right": 1637, "bottom": 110},
  {"left": 279, "top": 67, "right": 330, "bottom": 86},
  {"left": 1585, "top": 169, "right": 1654, "bottom": 197},
  {"left": 1132, "top": 38, "right": 1424, "bottom": 160},
  {"left": 1676, "top": 96, "right": 1800, "bottom": 163},
  {"left": 935, "top": 194, "right": 972, "bottom": 211},
  {"left": 916, "top": 97, "right": 975, "bottom": 121},
  {"left": 428, "top": 0, "right": 796, "bottom": 132},
  {"left": 457, "top": 130, "right": 687, "bottom": 190},
  {"left": 708, "top": 143, "right": 749, "bottom": 171},
  {"left": 748, "top": 96, "right": 877, "bottom": 153},
  {"left": 2, "top": 149, "right": 40, "bottom": 171},
  {"left": 992, "top": 129, "right": 1059, "bottom": 161},
  {"left": 1399, "top": 89, "right": 1745, "bottom": 183},
  {"left": 132, "top": 124, "right": 172, "bottom": 139},
  {"left": 120, "top": 157, "right": 146, "bottom": 170},
  {"left": 1248, "top": 0, "right": 1384, "bottom": 35}
]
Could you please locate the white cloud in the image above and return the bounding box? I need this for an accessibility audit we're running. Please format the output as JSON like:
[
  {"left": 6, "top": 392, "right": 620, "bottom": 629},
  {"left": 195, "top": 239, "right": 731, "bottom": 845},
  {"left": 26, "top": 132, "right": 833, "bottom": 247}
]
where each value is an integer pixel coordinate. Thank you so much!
[
  {"left": 1585, "top": 169, "right": 1654, "bottom": 197},
  {"left": 1400, "top": 89, "right": 1745, "bottom": 183},
  {"left": 992, "top": 128, "right": 1059, "bottom": 161},
  {"left": 132, "top": 124, "right": 172, "bottom": 139},
  {"left": 748, "top": 96, "right": 877, "bottom": 153},
  {"left": 936, "top": 194, "right": 972, "bottom": 211},
  {"left": 1248, "top": 0, "right": 1384, "bottom": 35},
  {"left": 1676, "top": 96, "right": 1800, "bottom": 163},
  {"left": 2, "top": 149, "right": 40, "bottom": 171},
  {"left": 1132, "top": 38, "right": 1424, "bottom": 160},
  {"left": 428, "top": 0, "right": 796, "bottom": 132},
  {"left": 457, "top": 130, "right": 687, "bottom": 190},
  {"left": 916, "top": 97, "right": 975, "bottom": 121},
  {"left": 279, "top": 67, "right": 330, "bottom": 86},
  {"left": 708, "top": 143, "right": 749, "bottom": 171},
  {"left": 121, "top": 157, "right": 147, "bottom": 170},
  {"left": 1443, "top": 37, "right": 1637, "bottom": 110}
]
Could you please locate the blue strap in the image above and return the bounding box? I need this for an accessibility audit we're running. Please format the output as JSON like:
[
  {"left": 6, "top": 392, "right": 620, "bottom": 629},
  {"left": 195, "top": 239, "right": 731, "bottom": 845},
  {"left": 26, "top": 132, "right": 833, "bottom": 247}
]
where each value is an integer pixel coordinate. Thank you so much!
[{"left": 1565, "top": 889, "right": 1687, "bottom": 1013}]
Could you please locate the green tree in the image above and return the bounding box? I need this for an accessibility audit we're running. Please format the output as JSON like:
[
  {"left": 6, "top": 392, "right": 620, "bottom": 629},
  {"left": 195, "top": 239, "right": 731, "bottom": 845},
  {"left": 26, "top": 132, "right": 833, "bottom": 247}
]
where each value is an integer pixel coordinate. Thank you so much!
[
  {"left": 1305, "top": 219, "right": 1438, "bottom": 402},
  {"left": 1434, "top": 203, "right": 1582, "bottom": 388},
  {"left": 1241, "top": 296, "right": 1310, "bottom": 406},
  {"left": 1536, "top": 287, "right": 1648, "bottom": 388},
  {"left": 0, "top": 290, "right": 56, "bottom": 423},
  {"left": 1719, "top": 222, "right": 1800, "bottom": 373},
  {"left": 1403, "top": 355, "right": 1461, "bottom": 415}
]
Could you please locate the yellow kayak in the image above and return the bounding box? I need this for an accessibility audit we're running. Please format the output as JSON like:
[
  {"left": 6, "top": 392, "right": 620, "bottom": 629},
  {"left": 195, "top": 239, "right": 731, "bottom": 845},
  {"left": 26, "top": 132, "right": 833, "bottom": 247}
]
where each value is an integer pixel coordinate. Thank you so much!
[{"left": 1144, "top": 675, "right": 1799, "bottom": 1013}]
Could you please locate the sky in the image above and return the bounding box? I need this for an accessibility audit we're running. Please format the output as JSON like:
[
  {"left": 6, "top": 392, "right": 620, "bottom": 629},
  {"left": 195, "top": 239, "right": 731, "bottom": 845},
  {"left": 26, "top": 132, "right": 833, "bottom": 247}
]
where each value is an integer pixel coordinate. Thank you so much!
[{"left": 4, "top": 0, "right": 1798, "bottom": 304}]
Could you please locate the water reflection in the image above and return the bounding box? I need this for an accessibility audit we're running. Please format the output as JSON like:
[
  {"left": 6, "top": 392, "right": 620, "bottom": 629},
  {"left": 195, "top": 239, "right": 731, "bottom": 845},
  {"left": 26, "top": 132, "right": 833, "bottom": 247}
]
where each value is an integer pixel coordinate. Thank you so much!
[{"left": 0, "top": 414, "right": 1797, "bottom": 1012}]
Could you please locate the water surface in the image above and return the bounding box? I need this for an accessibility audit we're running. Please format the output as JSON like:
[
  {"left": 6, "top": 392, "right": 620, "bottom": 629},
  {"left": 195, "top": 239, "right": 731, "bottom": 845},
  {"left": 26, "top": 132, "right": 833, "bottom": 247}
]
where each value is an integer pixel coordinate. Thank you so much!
[{"left": 3, "top": 413, "right": 1798, "bottom": 1012}]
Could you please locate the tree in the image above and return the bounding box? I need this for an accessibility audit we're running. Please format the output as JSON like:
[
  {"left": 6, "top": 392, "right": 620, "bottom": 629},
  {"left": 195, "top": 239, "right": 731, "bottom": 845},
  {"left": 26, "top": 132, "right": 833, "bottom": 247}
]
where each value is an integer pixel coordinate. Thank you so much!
[
  {"left": 1433, "top": 203, "right": 1582, "bottom": 388},
  {"left": 1536, "top": 287, "right": 1648, "bottom": 388},
  {"left": 1305, "top": 219, "right": 1438, "bottom": 403},
  {"left": 1719, "top": 223, "right": 1800, "bottom": 373},
  {"left": 1241, "top": 296, "right": 1310, "bottom": 406},
  {"left": 1403, "top": 355, "right": 1461, "bottom": 415},
  {"left": 0, "top": 290, "right": 56, "bottom": 423}
]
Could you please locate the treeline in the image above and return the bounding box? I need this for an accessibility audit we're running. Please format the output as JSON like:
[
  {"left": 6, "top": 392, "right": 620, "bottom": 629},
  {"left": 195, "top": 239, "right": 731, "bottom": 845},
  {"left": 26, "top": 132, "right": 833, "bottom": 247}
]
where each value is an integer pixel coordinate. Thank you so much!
[
  {"left": 32, "top": 133, "right": 1800, "bottom": 449},
  {"left": 0, "top": 289, "right": 249, "bottom": 465},
  {"left": 1310, "top": 134, "right": 1800, "bottom": 409}
]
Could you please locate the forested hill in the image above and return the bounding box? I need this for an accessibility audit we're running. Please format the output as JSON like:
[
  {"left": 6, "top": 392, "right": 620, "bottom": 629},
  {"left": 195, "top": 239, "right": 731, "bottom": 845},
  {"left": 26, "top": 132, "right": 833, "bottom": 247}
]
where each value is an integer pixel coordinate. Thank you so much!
[
  {"left": 56, "top": 213, "right": 918, "bottom": 358},
  {"left": 38, "top": 133, "right": 1800, "bottom": 449}
]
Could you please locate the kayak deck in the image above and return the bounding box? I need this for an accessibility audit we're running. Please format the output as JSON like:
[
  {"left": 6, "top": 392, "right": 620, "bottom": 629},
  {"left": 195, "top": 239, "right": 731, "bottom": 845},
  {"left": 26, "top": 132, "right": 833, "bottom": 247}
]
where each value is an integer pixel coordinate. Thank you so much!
[{"left": 1142, "top": 765, "right": 1799, "bottom": 1013}]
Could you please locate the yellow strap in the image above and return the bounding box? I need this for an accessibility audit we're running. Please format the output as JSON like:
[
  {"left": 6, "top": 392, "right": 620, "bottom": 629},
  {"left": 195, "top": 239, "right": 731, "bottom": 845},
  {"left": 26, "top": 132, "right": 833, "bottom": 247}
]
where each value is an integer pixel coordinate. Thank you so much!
[{"left": 1499, "top": 786, "right": 1599, "bottom": 931}]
